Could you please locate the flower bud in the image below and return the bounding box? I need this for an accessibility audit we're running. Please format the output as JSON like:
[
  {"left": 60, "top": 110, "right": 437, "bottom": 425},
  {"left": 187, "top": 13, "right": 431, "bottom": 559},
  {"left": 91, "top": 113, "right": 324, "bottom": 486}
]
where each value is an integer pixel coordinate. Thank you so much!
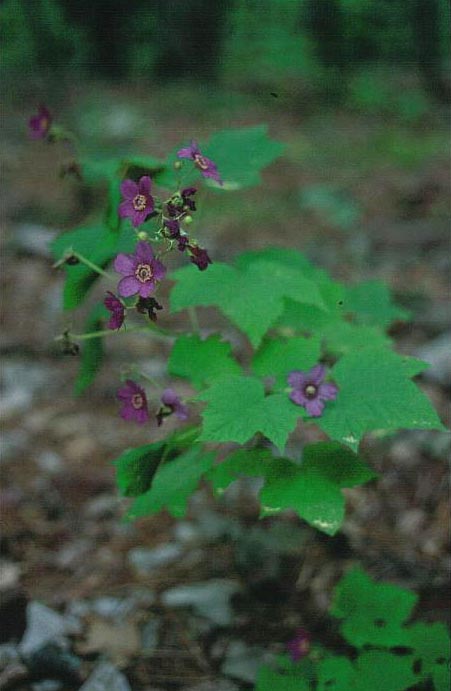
[
  {"left": 184, "top": 215, "right": 193, "bottom": 225},
  {"left": 137, "top": 231, "right": 148, "bottom": 241},
  {"left": 174, "top": 161, "right": 182, "bottom": 170}
]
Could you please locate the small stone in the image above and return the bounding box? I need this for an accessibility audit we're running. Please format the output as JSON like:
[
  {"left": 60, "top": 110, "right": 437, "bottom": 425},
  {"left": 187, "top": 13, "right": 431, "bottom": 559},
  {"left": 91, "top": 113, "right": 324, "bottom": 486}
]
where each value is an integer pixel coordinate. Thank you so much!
[
  {"left": 128, "top": 544, "right": 182, "bottom": 574},
  {"left": 79, "top": 662, "right": 131, "bottom": 691},
  {"left": 161, "top": 580, "right": 241, "bottom": 627},
  {"left": 84, "top": 494, "right": 119, "bottom": 520},
  {"left": 415, "top": 332, "right": 451, "bottom": 388},
  {"left": 0, "top": 644, "right": 20, "bottom": 671},
  {"left": 140, "top": 618, "right": 160, "bottom": 653},
  {"left": 184, "top": 680, "right": 239, "bottom": 691},
  {"left": 220, "top": 640, "right": 268, "bottom": 683},
  {"left": 35, "top": 451, "right": 63, "bottom": 475},
  {"left": 20, "top": 603, "right": 69, "bottom": 656}
]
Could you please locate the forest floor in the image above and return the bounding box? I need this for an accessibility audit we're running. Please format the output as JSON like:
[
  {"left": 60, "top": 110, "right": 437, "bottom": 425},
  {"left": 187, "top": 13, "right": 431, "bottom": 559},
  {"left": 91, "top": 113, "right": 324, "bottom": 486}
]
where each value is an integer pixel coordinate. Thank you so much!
[{"left": 1, "top": 83, "right": 450, "bottom": 690}]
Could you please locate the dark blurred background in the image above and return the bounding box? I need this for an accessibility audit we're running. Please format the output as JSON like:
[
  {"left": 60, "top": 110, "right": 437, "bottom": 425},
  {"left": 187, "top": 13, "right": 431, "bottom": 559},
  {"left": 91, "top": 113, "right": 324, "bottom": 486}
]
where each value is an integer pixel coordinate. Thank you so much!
[{"left": 1, "top": 2, "right": 450, "bottom": 689}]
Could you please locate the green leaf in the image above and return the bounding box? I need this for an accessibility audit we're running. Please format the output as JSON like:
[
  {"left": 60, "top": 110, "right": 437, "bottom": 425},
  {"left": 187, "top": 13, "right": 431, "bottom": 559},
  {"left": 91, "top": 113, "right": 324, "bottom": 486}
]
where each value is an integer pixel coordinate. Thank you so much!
[
  {"left": 115, "top": 441, "right": 166, "bottom": 497},
  {"left": 260, "top": 443, "right": 375, "bottom": 534},
  {"left": 168, "top": 334, "right": 242, "bottom": 389},
  {"left": 330, "top": 568, "right": 418, "bottom": 647},
  {"left": 51, "top": 224, "right": 135, "bottom": 310},
  {"left": 202, "top": 124, "right": 285, "bottom": 189},
  {"left": 73, "top": 303, "right": 108, "bottom": 396},
  {"left": 127, "top": 446, "right": 215, "bottom": 519},
  {"left": 353, "top": 651, "right": 417, "bottom": 691},
  {"left": 404, "top": 622, "right": 451, "bottom": 691},
  {"left": 317, "top": 656, "right": 355, "bottom": 691},
  {"left": 256, "top": 665, "right": 310, "bottom": 691},
  {"left": 252, "top": 336, "right": 321, "bottom": 388},
  {"left": 170, "top": 253, "right": 326, "bottom": 348},
  {"left": 318, "top": 347, "right": 445, "bottom": 450},
  {"left": 79, "top": 156, "right": 123, "bottom": 184},
  {"left": 345, "top": 280, "right": 411, "bottom": 328},
  {"left": 198, "top": 376, "right": 302, "bottom": 451},
  {"left": 208, "top": 443, "right": 375, "bottom": 535}
]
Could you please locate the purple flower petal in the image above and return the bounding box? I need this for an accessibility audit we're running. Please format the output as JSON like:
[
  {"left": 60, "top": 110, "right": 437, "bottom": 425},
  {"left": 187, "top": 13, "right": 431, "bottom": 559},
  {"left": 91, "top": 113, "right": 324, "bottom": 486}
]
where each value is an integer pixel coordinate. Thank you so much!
[
  {"left": 138, "top": 175, "right": 152, "bottom": 196},
  {"left": 151, "top": 259, "right": 167, "bottom": 282},
  {"left": 131, "top": 210, "right": 149, "bottom": 228},
  {"left": 304, "top": 398, "right": 325, "bottom": 417},
  {"left": 318, "top": 382, "right": 338, "bottom": 401},
  {"left": 118, "top": 276, "right": 140, "bottom": 297},
  {"left": 120, "top": 179, "right": 138, "bottom": 199},
  {"left": 135, "top": 240, "right": 154, "bottom": 263},
  {"left": 161, "top": 388, "right": 179, "bottom": 406},
  {"left": 114, "top": 253, "right": 135, "bottom": 275},
  {"left": 287, "top": 370, "right": 308, "bottom": 389},
  {"left": 118, "top": 200, "right": 134, "bottom": 219},
  {"left": 308, "top": 364, "right": 326, "bottom": 386},
  {"left": 138, "top": 281, "right": 157, "bottom": 298},
  {"left": 289, "top": 390, "right": 309, "bottom": 407},
  {"left": 177, "top": 146, "right": 195, "bottom": 159}
]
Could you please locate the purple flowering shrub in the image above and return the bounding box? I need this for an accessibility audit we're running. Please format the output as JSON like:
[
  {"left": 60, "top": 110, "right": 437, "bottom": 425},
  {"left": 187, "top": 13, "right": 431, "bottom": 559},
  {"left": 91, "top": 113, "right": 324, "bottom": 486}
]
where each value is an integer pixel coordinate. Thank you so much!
[{"left": 40, "top": 107, "right": 445, "bottom": 538}]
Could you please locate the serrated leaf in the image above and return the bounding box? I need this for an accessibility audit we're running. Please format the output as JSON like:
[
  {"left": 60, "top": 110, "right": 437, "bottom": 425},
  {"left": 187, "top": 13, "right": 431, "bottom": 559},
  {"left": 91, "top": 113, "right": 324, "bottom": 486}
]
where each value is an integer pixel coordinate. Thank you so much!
[
  {"left": 198, "top": 376, "right": 302, "bottom": 451},
  {"left": 73, "top": 303, "right": 108, "bottom": 396},
  {"left": 208, "top": 444, "right": 375, "bottom": 535},
  {"left": 317, "top": 347, "right": 445, "bottom": 450},
  {"left": 127, "top": 446, "right": 215, "bottom": 519},
  {"left": 330, "top": 568, "right": 418, "bottom": 647},
  {"left": 252, "top": 335, "right": 322, "bottom": 387},
  {"left": 170, "top": 254, "right": 326, "bottom": 348},
  {"left": 51, "top": 224, "right": 135, "bottom": 310},
  {"left": 346, "top": 280, "right": 411, "bottom": 328},
  {"left": 168, "top": 334, "right": 242, "bottom": 389},
  {"left": 353, "top": 651, "right": 417, "bottom": 691},
  {"left": 115, "top": 441, "right": 166, "bottom": 497}
]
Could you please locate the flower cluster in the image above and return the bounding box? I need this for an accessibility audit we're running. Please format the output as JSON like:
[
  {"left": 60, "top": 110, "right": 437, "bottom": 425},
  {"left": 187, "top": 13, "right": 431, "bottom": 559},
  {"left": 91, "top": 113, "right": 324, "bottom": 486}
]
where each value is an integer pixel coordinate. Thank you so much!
[{"left": 117, "top": 380, "right": 188, "bottom": 427}]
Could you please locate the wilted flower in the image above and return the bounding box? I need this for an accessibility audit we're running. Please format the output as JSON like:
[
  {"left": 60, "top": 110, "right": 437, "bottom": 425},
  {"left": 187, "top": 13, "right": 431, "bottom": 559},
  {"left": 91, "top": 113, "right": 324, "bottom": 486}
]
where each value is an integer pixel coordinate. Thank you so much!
[
  {"left": 114, "top": 241, "right": 166, "bottom": 298},
  {"left": 136, "top": 296, "right": 163, "bottom": 322},
  {"left": 119, "top": 176, "right": 154, "bottom": 228},
  {"left": 287, "top": 629, "right": 311, "bottom": 663},
  {"left": 189, "top": 244, "right": 212, "bottom": 271},
  {"left": 117, "top": 380, "right": 150, "bottom": 424},
  {"left": 104, "top": 291, "right": 125, "bottom": 330},
  {"left": 288, "top": 364, "right": 338, "bottom": 417},
  {"left": 177, "top": 141, "right": 222, "bottom": 185},
  {"left": 156, "top": 388, "right": 188, "bottom": 426},
  {"left": 28, "top": 105, "right": 52, "bottom": 140},
  {"left": 167, "top": 187, "right": 197, "bottom": 218}
]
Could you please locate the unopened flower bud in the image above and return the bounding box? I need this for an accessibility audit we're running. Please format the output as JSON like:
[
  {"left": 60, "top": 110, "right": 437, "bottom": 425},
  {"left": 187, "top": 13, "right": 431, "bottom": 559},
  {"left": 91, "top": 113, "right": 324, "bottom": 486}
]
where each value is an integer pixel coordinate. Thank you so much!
[
  {"left": 137, "top": 231, "right": 148, "bottom": 241},
  {"left": 184, "top": 215, "right": 193, "bottom": 225},
  {"left": 174, "top": 161, "right": 182, "bottom": 170}
]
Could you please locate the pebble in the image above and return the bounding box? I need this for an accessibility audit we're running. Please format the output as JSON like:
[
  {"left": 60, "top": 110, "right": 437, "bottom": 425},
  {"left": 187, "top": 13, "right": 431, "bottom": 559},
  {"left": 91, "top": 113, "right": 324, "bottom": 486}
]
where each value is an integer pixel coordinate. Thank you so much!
[
  {"left": 161, "top": 580, "right": 241, "bottom": 627},
  {"left": 415, "top": 331, "right": 451, "bottom": 388},
  {"left": 79, "top": 662, "right": 131, "bottom": 691},
  {"left": 20, "top": 603, "right": 69, "bottom": 656},
  {"left": 128, "top": 544, "right": 183, "bottom": 574},
  {"left": 220, "top": 640, "right": 267, "bottom": 683}
]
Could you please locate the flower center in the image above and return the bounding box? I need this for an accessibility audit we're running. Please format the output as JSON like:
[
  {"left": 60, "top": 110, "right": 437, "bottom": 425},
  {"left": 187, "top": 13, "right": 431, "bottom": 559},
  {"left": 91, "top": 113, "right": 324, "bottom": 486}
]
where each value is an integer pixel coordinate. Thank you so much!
[
  {"left": 135, "top": 263, "right": 153, "bottom": 283},
  {"left": 133, "top": 194, "right": 147, "bottom": 211},
  {"left": 194, "top": 153, "right": 209, "bottom": 171},
  {"left": 131, "top": 393, "right": 144, "bottom": 409},
  {"left": 304, "top": 384, "right": 317, "bottom": 399}
]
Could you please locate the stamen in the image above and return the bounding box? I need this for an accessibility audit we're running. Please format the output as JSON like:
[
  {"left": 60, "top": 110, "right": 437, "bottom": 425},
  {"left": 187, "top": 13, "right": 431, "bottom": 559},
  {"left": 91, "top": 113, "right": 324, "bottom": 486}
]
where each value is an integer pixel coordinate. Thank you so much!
[
  {"left": 305, "top": 384, "right": 317, "bottom": 398},
  {"left": 135, "top": 263, "right": 153, "bottom": 283},
  {"left": 194, "top": 154, "right": 209, "bottom": 171},
  {"left": 131, "top": 393, "right": 143, "bottom": 409},
  {"left": 133, "top": 194, "right": 147, "bottom": 211}
]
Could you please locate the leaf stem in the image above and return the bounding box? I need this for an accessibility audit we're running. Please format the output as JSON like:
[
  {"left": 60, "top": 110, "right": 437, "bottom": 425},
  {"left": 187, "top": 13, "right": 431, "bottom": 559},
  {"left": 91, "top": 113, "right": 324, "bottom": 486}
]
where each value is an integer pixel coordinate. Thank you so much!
[
  {"left": 188, "top": 306, "right": 200, "bottom": 334},
  {"left": 70, "top": 250, "right": 112, "bottom": 278}
]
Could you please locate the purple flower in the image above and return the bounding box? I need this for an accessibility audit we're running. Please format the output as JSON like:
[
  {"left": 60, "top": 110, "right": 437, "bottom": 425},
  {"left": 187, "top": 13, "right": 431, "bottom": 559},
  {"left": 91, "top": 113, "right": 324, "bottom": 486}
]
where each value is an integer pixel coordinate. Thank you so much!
[
  {"left": 181, "top": 186, "right": 197, "bottom": 211},
  {"left": 114, "top": 241, "right": 166, "bottom": 298},
  {"left": 177, "top": 140, "right": 223, "bottom": 185},
  {"left": 164, "top": 219, "right": 181, "bottom": 238},
  {"left": 117, "top": 380, "right": 150, "bottom": 425},
  {"left": 288, "top": 365, "right": 338, "bottom": 417},
  {"left": 119, "top": 176, "right": 154, "bottom": 228},
  {"left": 156, "top": 388, "right": 189, "bottom": 426},
  {"left": 28, "top": 105, "right": 52, "bottom": 140},
  {"left": 104, "top": 291, "right": 125, "bottom": 330},
  {"left": 287, "top": 629, "right": 311, "bottom": 663},
  {"left": 189, "top": 244, "right": 212, "bottom": 271}
]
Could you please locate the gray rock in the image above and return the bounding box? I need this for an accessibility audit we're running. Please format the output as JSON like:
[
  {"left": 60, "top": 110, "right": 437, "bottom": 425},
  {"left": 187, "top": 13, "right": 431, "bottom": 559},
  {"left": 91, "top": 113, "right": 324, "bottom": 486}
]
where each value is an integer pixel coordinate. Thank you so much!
[
  {"left": 0, "top": 429, "right": 29, "bottom": 464},
  {"left": 35, "top": 450, "right": 63, "bottom": 475},
  {"left": 12, "top": 224, "right": 58, "bottom": 258},
  {"left": 20, "top": 603, "right": 68, "bottom": 656},
  {"left": 141, "top": 618, "right": 160, "bottom": 653},
  {"left": 221, "top": 641, "right": 268, "bottom": 684},
  {"left": 415, "top": 332, "right": 451, "bottom": 387},
  {"left": 0, "top": 643, "right": 20, "bottom": 671},
  {"left": 184, "top": 680, "right": 239, "bottom": 691},
  {"left": 79, "top": 662, "right": 131, "bottom": 691},
  {"left": 128, "top": 544, "right": 182, "bottom": 574},
  {"left": 161, "top": 580, "right": 241, "bottom": 627}
]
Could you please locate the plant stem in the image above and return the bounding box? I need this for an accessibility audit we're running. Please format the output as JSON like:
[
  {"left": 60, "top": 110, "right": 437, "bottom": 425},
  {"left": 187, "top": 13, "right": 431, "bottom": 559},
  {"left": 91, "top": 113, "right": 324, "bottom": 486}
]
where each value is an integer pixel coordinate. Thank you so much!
[
  {"left": 55, "top": 324, "right": 171, "bottom": 343},
  {"left": 188, "top": 306, "right": 200, "bottom": 334},
  {"left": 70, "top": 250, "right": 111, "bottom": 278}
]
